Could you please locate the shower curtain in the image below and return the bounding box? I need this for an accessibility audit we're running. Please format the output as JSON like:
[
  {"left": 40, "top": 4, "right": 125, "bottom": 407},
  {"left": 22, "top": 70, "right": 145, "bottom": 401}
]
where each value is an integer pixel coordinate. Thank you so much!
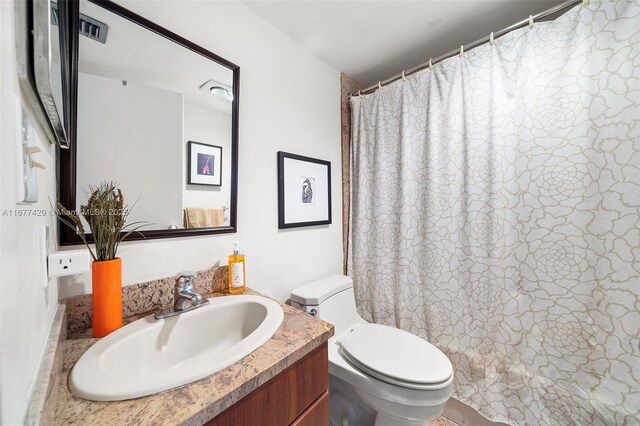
[{"left": 349, "top": 1, "right": 639, "bottom": 424}]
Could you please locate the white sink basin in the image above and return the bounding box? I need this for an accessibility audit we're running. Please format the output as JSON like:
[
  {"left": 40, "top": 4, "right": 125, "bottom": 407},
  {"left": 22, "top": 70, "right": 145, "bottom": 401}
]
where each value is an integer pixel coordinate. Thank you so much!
[{"left": 70, "top": 295, "right": 284, "bottom": 401}]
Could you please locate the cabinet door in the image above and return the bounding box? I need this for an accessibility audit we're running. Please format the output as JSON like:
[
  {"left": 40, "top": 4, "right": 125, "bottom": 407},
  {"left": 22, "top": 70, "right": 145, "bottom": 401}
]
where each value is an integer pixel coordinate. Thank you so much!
[
  {"left": 208, "top": 343, "right": 328, "bottom": 426},
  {"left": 291, "top": 390, "right": 329, "bottom": 426}
]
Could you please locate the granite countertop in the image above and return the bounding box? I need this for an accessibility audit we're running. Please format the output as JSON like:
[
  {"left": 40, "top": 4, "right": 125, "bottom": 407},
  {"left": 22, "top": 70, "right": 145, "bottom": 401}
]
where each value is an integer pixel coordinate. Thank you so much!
[{"left": 42, "top": 290, "right": 334, "bottom": 425}]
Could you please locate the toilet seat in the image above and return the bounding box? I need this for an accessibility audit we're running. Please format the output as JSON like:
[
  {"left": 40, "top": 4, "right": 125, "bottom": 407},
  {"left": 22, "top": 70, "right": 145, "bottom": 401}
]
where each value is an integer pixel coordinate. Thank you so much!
[{"left": 337, "top": 323, "right": 453, "bottom": 390}]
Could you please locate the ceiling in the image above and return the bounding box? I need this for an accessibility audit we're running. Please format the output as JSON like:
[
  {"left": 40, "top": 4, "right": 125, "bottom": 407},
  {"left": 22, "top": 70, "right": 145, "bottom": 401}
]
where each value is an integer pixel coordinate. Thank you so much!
[
  {"left": 78, "top": 1, "right": 233, "bottom": 114},
  {"left": 242, "top": 0, "right": 566, "bottom": 87}
]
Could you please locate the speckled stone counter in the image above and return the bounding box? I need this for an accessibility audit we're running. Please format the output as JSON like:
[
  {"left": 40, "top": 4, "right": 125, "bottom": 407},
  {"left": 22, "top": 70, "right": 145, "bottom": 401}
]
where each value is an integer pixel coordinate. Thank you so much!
[{"left": 37, "top": 290, "right": 333, "bottom": 426}]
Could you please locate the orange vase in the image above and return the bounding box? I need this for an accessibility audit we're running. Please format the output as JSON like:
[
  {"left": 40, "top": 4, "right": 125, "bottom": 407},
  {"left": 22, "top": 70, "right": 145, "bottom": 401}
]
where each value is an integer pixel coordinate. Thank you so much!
[{"left": 92, "top": 258, "right": 123, "bottom": 338}]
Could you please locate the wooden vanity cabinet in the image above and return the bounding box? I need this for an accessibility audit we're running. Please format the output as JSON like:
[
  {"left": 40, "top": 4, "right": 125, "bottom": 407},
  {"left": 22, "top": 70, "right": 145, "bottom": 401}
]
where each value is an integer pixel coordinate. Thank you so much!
[{"left": 208, "top": 343, "right": 329, "bottom": 426}]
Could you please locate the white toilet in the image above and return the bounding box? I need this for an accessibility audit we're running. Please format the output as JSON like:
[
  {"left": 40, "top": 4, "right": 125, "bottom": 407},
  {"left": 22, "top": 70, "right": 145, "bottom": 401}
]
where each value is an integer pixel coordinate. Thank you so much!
[{"left": 291, "top": 275, "right": 453, "bottom": 426}]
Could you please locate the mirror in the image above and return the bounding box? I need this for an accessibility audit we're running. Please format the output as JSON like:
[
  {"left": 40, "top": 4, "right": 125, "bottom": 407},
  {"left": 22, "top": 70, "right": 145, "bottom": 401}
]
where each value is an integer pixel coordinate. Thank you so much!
[
  {"left": 19, "top": 0, "right": 76, "bottom": 148},
  {"left": 58, "top": 0, "right": 239, "bottom": 245}
]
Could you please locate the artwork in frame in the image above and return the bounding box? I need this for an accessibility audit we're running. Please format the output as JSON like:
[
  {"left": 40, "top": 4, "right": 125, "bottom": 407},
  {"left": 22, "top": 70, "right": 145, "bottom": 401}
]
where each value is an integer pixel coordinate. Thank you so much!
[
  {"left": 277, "top": 151, "right": 331, "bottom": 229},
  {"left": 188, "top": 141, "right": 222, "bottom": 186}
]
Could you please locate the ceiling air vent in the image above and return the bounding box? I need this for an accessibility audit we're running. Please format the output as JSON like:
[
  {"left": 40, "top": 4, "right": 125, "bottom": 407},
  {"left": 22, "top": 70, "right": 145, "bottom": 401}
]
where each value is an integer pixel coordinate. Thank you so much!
[
  {"left": 79, "top": 15, "right": 109, "bottom": 44},
  {"left": 51, "top": 2, "right": 109, "bottom": 44}
]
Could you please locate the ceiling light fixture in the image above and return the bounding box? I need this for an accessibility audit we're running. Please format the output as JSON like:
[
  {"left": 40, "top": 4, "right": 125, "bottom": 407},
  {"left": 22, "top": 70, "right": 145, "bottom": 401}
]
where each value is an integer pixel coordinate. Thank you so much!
[{"left": 199, "top": 80, "right": 233, "bottom": 102}]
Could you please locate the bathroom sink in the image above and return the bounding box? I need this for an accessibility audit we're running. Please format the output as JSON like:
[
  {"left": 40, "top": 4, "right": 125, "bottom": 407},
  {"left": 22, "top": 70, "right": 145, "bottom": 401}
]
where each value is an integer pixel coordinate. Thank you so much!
[{"left": 70, "top": 295, "right": 284, "bottom": 401}]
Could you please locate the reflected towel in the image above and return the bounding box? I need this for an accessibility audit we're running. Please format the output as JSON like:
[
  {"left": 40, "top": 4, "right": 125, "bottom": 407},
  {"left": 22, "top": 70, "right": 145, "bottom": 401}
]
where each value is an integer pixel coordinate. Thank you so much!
[{"left": 183, "top": 207, "right": 224, "bottom": 228}]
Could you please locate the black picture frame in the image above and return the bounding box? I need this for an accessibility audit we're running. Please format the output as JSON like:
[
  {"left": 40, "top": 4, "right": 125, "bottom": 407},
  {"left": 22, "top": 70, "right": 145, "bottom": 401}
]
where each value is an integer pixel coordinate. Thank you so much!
[
  {"left": 277, "top": 151, "right": 331, "bottom": 229},
  {"left": 187, "top": 141, "right": 223, "bottom": 186}
]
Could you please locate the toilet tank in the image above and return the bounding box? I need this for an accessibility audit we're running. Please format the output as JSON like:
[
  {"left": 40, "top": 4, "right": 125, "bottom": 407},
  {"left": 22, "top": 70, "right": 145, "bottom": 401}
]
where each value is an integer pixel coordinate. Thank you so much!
[{"left": 290, "top": 275, "right": 364, "bottom": 334}]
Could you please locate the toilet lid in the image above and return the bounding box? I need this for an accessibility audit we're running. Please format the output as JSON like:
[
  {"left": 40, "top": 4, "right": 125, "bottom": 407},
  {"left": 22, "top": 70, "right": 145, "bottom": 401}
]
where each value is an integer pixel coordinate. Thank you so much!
[{"left": 337, "top": 324, "right": 452, "bottom": 387}]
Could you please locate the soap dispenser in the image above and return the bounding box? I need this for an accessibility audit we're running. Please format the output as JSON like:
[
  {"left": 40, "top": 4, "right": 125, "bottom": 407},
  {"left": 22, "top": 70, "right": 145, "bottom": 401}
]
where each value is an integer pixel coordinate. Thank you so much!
[{"left": 228, "top": 242, "right": 246, "bottom": 294}]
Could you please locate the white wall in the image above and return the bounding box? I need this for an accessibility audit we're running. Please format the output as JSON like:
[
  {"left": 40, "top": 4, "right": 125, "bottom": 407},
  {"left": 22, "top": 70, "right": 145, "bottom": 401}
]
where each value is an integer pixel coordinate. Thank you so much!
[
  {"left": 60, "top": 0, "right": 343, "bottom": 302},
  {"left": 77, "top": 72, "right": 183, "bottom": 229},
  {"left": 0, "top": 1, "right": 60, "bottom": 423},
  {"left": 183, "top": 102, "right": 232, "bottom": 220}
]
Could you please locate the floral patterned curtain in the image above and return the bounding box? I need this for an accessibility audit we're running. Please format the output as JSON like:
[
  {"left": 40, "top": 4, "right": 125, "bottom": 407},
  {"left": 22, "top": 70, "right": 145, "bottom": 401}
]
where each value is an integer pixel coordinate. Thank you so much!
[{"left": 349, "top": 1, "right": 640, "bottom": 424}]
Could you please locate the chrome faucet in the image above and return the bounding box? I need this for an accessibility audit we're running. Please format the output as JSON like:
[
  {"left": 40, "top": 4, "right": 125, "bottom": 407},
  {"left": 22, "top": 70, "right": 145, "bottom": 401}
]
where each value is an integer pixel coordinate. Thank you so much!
[{"left": 154, "top": 271, "right": 210, "bottom": 320}]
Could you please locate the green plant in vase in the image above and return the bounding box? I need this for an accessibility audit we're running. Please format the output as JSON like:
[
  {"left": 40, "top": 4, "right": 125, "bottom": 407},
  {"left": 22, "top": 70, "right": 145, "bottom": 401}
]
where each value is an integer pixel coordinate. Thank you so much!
[{"left": 55, "top": 181, "right": 146, "bottom": 337}]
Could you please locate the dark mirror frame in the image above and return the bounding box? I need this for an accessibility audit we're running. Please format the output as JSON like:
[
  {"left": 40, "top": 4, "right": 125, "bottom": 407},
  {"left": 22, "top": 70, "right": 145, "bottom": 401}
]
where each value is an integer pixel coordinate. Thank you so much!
[{"left": 58, "top": 0, "right": 239, "bottom": 246}]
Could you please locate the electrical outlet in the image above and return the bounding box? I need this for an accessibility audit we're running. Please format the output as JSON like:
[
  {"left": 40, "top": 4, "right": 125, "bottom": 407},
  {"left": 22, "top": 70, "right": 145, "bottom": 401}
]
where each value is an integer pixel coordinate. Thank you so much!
[{"left": 48, "top": 250, "right": 91, "bottom": 278}]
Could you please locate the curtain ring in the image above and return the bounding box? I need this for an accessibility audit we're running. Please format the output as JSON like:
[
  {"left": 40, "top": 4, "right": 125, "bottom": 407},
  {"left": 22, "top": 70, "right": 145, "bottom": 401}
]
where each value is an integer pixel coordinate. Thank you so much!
[
  {"left": 429, "top": 58, "right": 433, "bottom": 70},
  {"left": 489, "top": 32, "right": 495, "bottom": 46},
  {"left": 402, "top": 70, "right": 407, "bottom": 81},
  {"left": 529, "top": 15, "right": 534, "bottom": 29},
  {"left": 358, "top": 90, "right": 362, "bottom": 97},
  {"left": 459, "top": 45, "right": 464, "bottom": 58},
  {"left": 378, "top": 81, "right": 382, "bottom": 90}
]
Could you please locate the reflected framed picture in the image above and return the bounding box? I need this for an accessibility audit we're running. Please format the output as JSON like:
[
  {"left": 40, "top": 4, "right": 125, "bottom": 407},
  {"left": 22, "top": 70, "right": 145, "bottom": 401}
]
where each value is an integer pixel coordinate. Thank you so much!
[
  {"left": 188, "top": 141, "right": 222, "bottom": 186},
  {"left": 277, "top": 151, "right": 331, "bottom": 229}
]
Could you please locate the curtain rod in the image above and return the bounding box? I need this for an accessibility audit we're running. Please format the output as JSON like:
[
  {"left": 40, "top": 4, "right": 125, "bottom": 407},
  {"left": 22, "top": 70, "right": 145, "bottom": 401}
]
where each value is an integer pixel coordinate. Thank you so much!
[{"left": 353, "top": 0, "right": 584, "bottom": 96}]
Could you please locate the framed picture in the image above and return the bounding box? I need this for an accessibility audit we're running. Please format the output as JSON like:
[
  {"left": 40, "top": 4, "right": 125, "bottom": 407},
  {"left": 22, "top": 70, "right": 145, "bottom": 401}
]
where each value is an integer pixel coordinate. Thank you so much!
[
  {"left": 278, "top": 151, "right": 331, "bottom": 229},
  {"left": 188, "top": 141, "right": 222, "bottom": 186}
]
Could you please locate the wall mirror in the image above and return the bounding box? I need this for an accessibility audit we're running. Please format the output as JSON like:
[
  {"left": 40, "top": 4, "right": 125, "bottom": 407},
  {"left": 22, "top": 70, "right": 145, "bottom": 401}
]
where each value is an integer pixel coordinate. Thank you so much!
[
  {"left": 17, "top": 0, "right": 76, "bottom": 149},
  {"left": 59, "top": 0, "right": 239, "bottom": 245}
]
